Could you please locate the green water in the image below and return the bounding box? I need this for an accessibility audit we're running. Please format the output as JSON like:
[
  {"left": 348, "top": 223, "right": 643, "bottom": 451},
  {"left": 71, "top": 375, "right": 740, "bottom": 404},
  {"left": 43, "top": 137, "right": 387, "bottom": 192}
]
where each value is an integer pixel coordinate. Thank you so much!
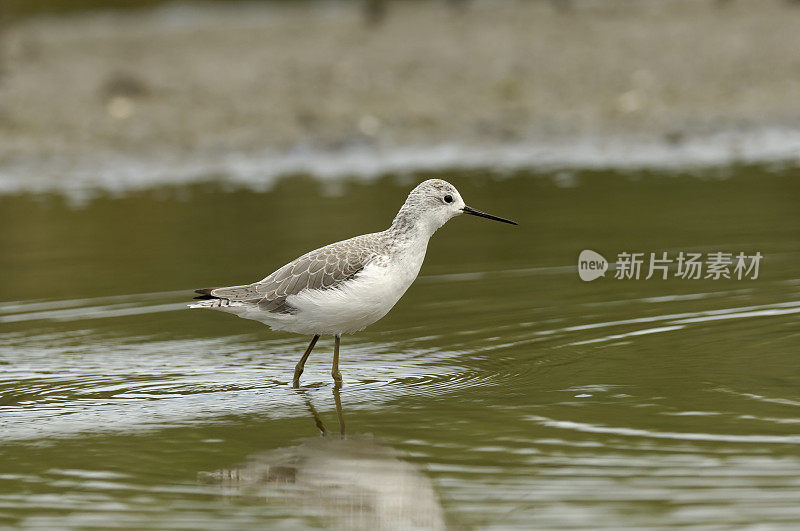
[{"left": 1, "top": 168, "right": 799, "bottom": 529}]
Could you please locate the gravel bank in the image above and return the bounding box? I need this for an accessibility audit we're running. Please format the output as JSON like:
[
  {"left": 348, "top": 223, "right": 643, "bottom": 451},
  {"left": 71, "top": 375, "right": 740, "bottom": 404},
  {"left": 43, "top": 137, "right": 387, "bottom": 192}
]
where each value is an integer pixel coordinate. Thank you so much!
[{"left": 2, "top": 0, "right": 800, "bottom": 195}]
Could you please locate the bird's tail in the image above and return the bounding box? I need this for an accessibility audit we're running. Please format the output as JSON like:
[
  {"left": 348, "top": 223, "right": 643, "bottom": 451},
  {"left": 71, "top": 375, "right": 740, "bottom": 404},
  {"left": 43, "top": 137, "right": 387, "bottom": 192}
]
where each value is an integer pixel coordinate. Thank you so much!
[
  {"left": 188, "top": 288, "right": 229, "bottom": 309},
  {"left": 192, "top": 288, "right": 217, "bottom": 300}
]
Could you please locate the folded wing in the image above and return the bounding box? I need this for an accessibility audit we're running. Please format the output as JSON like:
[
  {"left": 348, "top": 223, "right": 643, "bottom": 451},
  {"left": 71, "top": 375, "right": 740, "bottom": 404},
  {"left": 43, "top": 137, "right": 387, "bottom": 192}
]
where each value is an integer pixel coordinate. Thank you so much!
[{"left": 194, "top": 233, "right": 383, "bottom": 314}]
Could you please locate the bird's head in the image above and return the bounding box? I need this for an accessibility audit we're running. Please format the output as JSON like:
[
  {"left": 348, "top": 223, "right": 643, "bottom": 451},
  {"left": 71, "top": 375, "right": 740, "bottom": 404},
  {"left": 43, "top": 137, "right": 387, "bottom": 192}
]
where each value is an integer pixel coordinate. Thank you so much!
[{"left": 392, "top": 179, "right": 517, "bottom": 236}]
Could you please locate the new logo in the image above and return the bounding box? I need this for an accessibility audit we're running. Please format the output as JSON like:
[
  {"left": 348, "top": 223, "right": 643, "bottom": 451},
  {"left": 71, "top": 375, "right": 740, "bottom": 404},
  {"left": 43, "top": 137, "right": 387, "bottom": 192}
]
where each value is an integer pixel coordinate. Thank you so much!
[{"left": 578, "top": 250, "right": 608, "bottom": 282}]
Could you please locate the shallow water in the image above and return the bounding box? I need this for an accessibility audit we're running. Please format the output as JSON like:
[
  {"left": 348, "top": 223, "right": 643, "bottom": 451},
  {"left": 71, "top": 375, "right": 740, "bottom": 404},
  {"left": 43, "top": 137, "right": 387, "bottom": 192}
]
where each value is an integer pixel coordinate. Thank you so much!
[{"left": 1, "top": 168, "right": 799, "bottom": 529}]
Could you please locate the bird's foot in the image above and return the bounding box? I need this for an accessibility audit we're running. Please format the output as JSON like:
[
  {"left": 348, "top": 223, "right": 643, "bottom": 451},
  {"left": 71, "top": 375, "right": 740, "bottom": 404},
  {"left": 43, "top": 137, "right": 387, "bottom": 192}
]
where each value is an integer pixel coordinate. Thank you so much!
[{"left": 332, "top": 371, "right": 343, "bottom": 388}]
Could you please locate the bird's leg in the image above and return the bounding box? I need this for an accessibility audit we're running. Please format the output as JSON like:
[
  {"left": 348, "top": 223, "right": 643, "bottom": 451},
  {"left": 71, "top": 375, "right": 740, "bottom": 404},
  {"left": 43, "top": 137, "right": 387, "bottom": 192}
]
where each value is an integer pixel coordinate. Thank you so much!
[
  {"left": 293, "top": 334, "right": 320, "bottom": 388},
  {"left": 331, "top": 334, "right": 343, "bottom": 387}
]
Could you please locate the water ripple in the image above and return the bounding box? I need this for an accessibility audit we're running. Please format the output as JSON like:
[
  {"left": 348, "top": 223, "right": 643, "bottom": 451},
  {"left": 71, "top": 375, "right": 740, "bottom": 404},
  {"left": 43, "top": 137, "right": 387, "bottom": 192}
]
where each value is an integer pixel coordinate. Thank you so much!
[{"left": 527, "top": 415, "right": 800, "bottom": 444}]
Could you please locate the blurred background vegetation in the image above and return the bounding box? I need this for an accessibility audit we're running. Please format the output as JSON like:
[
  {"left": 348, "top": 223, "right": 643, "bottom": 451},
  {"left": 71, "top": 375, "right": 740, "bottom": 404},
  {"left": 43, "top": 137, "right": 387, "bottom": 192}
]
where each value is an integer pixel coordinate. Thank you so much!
[{"left": 3, "top": 0, "right": 328, "bottom": 20}]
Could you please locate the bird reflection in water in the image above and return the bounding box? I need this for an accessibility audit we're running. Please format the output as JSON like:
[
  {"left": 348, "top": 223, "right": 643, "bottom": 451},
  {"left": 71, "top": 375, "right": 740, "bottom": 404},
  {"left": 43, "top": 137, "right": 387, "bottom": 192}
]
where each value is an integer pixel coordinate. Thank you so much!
[{"left": 201, "top": 389, "right": 445, "bottom": 530}]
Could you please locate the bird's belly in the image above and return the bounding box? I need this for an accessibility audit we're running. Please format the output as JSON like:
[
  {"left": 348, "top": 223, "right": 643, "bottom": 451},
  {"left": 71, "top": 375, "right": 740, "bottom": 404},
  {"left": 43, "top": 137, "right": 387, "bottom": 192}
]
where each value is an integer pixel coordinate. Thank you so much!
[{"left": 284, "top": 260, "right": 420, "bottom": 335}]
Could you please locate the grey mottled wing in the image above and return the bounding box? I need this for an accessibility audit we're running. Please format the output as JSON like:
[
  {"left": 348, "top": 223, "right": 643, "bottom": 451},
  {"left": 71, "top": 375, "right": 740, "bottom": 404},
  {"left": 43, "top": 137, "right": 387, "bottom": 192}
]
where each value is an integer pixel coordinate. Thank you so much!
[{"left": 208, "top": 233, "right": 383, "bottom": 313}]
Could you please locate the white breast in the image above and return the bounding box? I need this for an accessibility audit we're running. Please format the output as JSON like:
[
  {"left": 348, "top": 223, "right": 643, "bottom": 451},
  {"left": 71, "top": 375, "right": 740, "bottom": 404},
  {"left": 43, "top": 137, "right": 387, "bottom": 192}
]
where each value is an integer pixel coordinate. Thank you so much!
[{"left": 279, "top": 242, "right": 427, "bottom": 335}]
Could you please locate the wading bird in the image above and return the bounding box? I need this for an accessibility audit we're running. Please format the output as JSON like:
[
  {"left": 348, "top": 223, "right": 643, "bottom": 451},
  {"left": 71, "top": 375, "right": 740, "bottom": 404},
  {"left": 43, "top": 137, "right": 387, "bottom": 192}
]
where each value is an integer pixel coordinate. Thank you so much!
[{"left": 190, "top": 179, "right": 516, "bottom": 387}]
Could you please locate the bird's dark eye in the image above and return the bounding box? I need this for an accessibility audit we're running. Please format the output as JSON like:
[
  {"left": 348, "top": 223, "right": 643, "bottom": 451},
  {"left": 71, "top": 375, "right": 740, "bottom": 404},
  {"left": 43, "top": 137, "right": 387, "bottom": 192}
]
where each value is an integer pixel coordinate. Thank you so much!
[{"left": 444, "top": 195, "right": 453, "bottom": 203}]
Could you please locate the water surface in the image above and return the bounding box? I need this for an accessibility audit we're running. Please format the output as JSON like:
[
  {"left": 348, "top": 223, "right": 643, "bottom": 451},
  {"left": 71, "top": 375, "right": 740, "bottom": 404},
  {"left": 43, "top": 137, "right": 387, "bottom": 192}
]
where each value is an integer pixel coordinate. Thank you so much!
[{"left": 1, "top": 168, "right": 799, "bottom": 528}]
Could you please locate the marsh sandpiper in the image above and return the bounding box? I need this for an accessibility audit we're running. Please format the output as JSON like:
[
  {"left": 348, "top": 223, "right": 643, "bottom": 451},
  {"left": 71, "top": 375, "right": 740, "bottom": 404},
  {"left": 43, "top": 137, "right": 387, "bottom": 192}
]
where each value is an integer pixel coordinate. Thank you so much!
[{"left": 190, "top": 179, "right": 516, "bottom": 387}]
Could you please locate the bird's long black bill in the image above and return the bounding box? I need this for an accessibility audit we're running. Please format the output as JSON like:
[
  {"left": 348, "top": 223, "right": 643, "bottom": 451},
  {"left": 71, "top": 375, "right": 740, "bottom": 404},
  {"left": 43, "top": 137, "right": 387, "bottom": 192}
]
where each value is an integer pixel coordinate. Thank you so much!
[{"left": 462, "top": 205, "right": 517, "bottom": 225}]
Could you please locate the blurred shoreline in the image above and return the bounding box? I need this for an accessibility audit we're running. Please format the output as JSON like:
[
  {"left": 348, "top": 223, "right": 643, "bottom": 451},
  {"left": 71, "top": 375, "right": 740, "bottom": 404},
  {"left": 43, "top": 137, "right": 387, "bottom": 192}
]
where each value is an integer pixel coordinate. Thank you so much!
[{"left": 2, "top": 0, "right": 800, "bottom": 198}]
